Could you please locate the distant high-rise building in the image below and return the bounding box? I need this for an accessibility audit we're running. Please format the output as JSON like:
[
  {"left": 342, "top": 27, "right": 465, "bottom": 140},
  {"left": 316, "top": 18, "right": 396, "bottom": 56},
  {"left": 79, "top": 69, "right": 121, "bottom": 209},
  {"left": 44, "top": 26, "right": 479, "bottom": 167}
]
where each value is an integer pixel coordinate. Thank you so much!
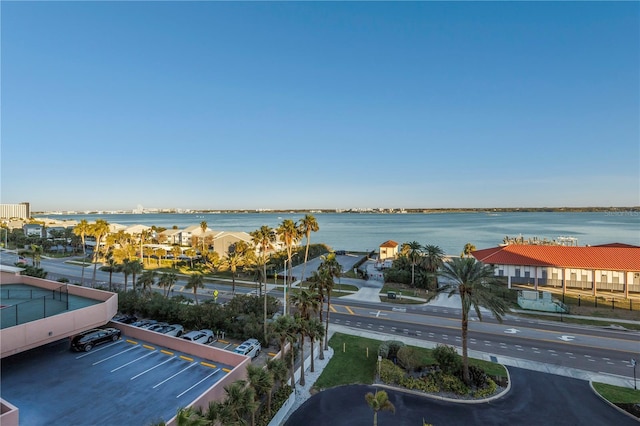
[{"left": 0, "top": 202, "right": 30, "bottom": 219}]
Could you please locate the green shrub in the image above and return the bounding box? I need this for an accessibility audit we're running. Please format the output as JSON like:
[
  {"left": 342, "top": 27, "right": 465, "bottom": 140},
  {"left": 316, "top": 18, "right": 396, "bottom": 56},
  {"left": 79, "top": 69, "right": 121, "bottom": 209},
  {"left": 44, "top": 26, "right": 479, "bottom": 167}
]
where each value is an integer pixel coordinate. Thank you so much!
[
  {"left": 399, "top": 375, "right": 440, "bottom": 393},
  {"left": 438, "top": 373, "right": 469, "bottom": 395},
  {"left": 473, "top": 378, "right": 497, "bottom": 398},
  {"left": 379, "top": 359, "right": 405, "bottom": 384},
  {"left": 397, "top": 346, "right": 420, "bottom": 372},
  {"left": 378, "top": 341, "right": 390, "bottom": 359},
  {"left": 433, "top": 345, "right": 461, "bottom": 374},
  {"left": 388, "top": 340, "right": 405, "bottom": 359},
  {"left": 467, "top": 365, "right": 488, "bottom": 388}
]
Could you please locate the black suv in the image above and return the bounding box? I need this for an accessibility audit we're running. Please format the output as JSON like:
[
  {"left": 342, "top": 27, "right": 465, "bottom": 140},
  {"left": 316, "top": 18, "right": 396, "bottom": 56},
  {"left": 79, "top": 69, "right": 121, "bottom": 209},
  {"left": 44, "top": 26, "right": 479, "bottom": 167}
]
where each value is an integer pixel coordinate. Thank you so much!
[{"left": 71, "top": 328, "right": 121, "bottom": 352}]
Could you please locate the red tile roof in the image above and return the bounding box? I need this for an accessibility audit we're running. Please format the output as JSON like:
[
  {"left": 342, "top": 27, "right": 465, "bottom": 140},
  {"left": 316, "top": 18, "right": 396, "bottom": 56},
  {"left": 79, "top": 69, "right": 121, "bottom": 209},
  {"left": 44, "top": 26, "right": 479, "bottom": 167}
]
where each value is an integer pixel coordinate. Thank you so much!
[
  {"left": 472, "top": 245, "right": 640, "bottom": 272},
  {"left": 379, "top": 240, "right": 399, "bottom": 248}
]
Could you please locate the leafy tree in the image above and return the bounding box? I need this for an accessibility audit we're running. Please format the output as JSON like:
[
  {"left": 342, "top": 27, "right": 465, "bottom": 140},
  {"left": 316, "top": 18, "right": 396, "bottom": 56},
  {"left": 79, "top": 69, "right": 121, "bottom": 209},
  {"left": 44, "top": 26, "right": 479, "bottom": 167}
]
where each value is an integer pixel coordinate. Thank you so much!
[
  {"left": 434, "top": 257, "right": 510, "bottom": 384},
  {"left": 185, "top": 273, "right": 204, "bottom": 305},
  {"left": 73, "top": 219, "right": 90, "bottom": 286},
  {"left": 298, "top": 214, "right": 319, "bottom": 282},
  {"left": 365, "top": 390, "right": 395, "bottom": 426}
]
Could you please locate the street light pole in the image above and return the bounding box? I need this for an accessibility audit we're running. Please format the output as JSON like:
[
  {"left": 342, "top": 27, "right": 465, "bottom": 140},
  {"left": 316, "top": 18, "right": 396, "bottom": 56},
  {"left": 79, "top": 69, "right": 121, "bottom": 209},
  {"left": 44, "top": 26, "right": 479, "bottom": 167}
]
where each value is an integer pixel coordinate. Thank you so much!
[
  {"left": 283, "top": 259, "right": 287, "bottom": 315},
  {"left": 632, "top": 358, "right": 637, "bottom": 390}
]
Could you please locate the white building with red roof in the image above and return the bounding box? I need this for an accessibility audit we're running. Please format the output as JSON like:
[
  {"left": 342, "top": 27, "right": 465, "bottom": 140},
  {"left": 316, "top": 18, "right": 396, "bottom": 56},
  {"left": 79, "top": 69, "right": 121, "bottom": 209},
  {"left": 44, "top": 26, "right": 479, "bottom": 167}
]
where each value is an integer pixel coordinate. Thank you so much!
[{"left": 472, "top": 244, "right": 640, "bottom": 298}]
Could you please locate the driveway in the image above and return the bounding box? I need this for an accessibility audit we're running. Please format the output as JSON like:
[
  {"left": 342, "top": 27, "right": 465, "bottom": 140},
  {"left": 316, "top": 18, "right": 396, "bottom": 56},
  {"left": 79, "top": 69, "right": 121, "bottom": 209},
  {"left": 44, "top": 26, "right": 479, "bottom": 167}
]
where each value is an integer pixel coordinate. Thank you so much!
[{"left": 285, "top": 367, "right": 637, "bottom": 426}]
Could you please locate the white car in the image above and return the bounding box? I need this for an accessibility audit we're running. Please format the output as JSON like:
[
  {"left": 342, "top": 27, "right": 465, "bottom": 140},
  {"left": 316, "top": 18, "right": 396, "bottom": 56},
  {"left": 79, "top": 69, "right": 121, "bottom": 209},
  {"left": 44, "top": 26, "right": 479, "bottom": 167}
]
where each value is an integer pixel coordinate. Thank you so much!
[
  {"left": 159, "top": 324, "right": 184, "bottom": 337},
  {"left": 234, "top": 338, "right": 261, "bottom": 358},
  {"left": 181, "top": 329, "right": 215, "bottom": 344}
]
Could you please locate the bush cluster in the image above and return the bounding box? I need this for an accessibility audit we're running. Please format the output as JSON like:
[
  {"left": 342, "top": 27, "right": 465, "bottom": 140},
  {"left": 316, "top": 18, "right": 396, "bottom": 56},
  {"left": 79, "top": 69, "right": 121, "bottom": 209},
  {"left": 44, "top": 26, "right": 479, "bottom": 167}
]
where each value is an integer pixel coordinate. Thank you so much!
[
  {"left": 473, "top": 378, "right": 497, "bottom": 398},
  {"left": 433, "top": 344, "right": 461, "bottom": 374},
  {"left": 379, "top": 359, "right": 405, "bottom": 384}
]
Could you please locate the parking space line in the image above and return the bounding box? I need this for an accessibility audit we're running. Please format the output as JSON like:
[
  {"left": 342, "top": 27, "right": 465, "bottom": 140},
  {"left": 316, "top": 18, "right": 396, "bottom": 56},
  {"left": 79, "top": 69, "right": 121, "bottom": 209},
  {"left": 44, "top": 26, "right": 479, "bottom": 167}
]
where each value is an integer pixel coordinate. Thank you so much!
[
  {"left": 92, "top": 346, "right": 138, "bottom": 365},
  {"left": 200, "top": 362, "right": 217, "bottom": 369},
  {"left": 142, "top": 345, "right": 155, "bottom": 350},
  {"left": 153, "top": 363, "right": 198, "bottom": 388},
  {"left": 126, "top": 339, "right": 138, "bottom": 345},
  {"left": 111, "top": 351, "right": 156, "bottom": 372},
  {"left": 176, "top": 369, "right": 220, "bottom": 398},
  {"left": 180, "top": 355, "right": 194, "bottom": 362},
  {"left": 161, "top": 350, "right": 174, "bottom": 356},
  {"left": 75, "top": 340, "right": 123, "bottom": 359},
  {"left": 223, "top": 343, "right": 234, "bottom": 350},
  {"left": 222, "top": 368, "right": 231, "bottom": 373},
  {"left": 218, "top": 340, "right": 229, "bottom": 344},
  {"left": 131, "top": 356, "right": 176, "bottom": 380}
]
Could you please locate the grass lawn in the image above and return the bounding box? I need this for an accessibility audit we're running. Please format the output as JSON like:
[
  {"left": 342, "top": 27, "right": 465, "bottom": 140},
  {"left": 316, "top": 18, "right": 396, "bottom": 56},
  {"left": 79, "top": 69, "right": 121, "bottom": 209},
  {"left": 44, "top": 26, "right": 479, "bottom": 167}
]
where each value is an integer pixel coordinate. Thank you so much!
[
  {"left": 314, "top": 333, "right": 508, "bottom": 390},
  {"left": 593, "top": 382, "right": 640, "bottom": 404}
]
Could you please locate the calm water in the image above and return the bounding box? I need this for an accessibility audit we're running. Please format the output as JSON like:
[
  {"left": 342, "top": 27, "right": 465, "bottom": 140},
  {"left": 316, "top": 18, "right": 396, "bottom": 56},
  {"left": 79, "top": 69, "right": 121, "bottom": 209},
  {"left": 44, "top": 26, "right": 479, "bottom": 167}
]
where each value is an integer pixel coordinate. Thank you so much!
[{"left": 36, "top": 211, "right": 639, "bottom": 255}]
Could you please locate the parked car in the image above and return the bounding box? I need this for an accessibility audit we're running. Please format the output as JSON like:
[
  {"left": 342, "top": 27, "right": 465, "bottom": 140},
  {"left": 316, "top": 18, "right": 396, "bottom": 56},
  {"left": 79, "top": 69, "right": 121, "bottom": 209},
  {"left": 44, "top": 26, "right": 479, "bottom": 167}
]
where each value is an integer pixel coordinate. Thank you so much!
[
  {"left": 112, "top": 314, "right": 137, "bottom": 324},
  {"left": 159, "top": 324, "right": 184, "bottom": 337},
  {"left": 146, "top": 322, "right": 169, "bottom": 332},
  {"left": 131, "top": 319, "right": 156, "bottom": 328},
  {"left": 234, "top": 338, "right": 261, "bottom": 358},
  {"left": 71, "top": 328, "right": 121, "bottom": 352},
  {"left": 181, "top": 329, "right": 215, "bottom": 344}
]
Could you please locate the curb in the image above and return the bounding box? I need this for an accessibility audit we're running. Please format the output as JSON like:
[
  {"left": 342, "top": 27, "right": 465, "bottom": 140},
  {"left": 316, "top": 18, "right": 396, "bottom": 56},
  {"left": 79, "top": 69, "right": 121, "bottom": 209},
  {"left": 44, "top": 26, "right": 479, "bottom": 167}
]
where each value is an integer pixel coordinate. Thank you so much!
[
  {"left": 375, "top": 365, "right": 511, "bottom": 405},
  {"left": 589, "top": 381, "right": 640, "bottom": 423}
]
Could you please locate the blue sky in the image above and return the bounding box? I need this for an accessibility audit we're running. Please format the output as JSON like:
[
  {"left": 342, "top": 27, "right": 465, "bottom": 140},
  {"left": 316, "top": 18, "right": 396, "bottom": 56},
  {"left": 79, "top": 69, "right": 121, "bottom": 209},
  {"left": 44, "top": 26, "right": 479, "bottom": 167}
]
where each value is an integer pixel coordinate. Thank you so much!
[{"left": 1, "top": 2, "right": 638, "bottom": 211}]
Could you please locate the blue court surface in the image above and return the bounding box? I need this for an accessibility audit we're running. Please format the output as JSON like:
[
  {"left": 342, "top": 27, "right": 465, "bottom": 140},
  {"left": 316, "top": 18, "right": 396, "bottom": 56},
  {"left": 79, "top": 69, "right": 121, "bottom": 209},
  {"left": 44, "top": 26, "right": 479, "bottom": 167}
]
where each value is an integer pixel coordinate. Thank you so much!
[{"left": 1, "top": 334, "right": 233, "bottom": 425}]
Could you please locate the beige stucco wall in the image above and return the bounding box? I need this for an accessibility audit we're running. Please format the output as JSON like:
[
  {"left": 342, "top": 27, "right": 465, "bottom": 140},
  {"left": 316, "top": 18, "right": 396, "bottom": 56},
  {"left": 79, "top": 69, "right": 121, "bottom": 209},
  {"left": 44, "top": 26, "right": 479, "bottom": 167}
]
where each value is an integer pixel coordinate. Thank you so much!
[{"left": 0, "top": 398, "right": 19, "bottom": 426}]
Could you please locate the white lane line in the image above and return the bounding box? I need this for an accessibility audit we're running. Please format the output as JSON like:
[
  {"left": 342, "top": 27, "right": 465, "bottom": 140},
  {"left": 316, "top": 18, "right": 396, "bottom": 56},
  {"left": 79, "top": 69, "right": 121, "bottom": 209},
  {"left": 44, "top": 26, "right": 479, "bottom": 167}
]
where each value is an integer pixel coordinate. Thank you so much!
[
  {"left": 602, "top": 358, "right": 610, "bottom": 361},
  {"left": 131, "top": 356, "right": 176, "bottom": 380},
  {"left": 111, "top": 350, "right": 156, "bottom": 372},
  {"left": 569, "top": 356, "right": 576, "bottom": 359},
  {"left": 75, "top": 340, "right": 123, "bottom": 359},
  {"left": 176, "top": 369, "right": 220, "bottom": 398},
  {"left": 93, "top": 346, "right": 138, "bottom": 365},
  {"left": 516, "top": 348, "right": 524, "bottom": 351},
  {"left": 153, "top": 363, "right": 198, "bottom": 389}
]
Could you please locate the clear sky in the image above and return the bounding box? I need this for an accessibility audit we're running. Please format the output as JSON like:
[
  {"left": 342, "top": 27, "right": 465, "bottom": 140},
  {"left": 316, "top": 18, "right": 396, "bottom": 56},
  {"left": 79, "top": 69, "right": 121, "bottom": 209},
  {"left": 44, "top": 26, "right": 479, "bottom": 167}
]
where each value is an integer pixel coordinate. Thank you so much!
[{"left": 1, "top": 1, "right": 638, "bottom": 212}]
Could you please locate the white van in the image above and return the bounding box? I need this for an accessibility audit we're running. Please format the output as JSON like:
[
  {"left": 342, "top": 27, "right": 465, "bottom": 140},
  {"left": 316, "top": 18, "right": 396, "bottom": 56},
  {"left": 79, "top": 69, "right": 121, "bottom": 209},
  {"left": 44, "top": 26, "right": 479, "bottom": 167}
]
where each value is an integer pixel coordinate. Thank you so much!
[{"left": 234, "top": 338, "right": 261, "bottom": 358}]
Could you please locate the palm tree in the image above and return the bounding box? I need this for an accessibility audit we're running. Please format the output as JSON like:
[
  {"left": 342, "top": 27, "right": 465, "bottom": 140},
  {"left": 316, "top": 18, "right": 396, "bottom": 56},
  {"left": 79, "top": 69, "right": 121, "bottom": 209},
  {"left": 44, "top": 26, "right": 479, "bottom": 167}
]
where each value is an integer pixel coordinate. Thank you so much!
[
  {"left": 462, "top": 242, "right": 477, "bottom": 258},
  {"left": 250, "top": 225, "right": 276, "bottom": 342},
  {"left": 318, "top": 253, "right": 341, "bottom": 350},
  {"left": 103, "top": 252, "right": 120, "bottom": 291},
  {"left": 266, "top": 358, "right": 288, "bottom": 390},
  {"left": 291, "top": 288, "right": 321, "bottom": 320},
  {"left": 271, "top": 315, "right": 297, "bottom": 387},
  {"left": 365, "top": 390, "right": 395, "bottom": 426},
  {"left": 171, "top": 245, "right": 182, "bottom": 269},
  {"left": 139, "top": 229, "right": 151, "bottom": 265},
  {"left": 294, "top": 316, "right": 310, "bottom": 386},
  {"left": 223, "top": 241, "right": 249, "bottom": 294},
  {"left": 199, "top": 221, "right": 208, "bottom": 253},
  {"left": 401, "top": 241, "right": 422, "bottom": 287},
  {"left": 277, "top": 219, "right": 301, "bottom": 315},
  {"left": 174, "top": 407, "right": 207, "bottom": 426},
  {"left": 306, "top": 317, "right": 324, "bottom": 372},
  {"left": 89, "top": 219, "right": 110, "bottom": 287},
  {"left": 422, "top": 244, "right": 445, "bottom": 290},
  {"left": 185, "top": 248, "right": 197, "bottom": 269},
  {"left": 185, "top": 273, "right": 204, "bottom": 305},
  {"left": 30, "top": 244, "right": 43, "bottom": 268},
  {"left": 434, "top": 257, "right": 510, "bottom": 384},
  {"left": 247, "top": 364, "right": 274, "bottom": 418},
  {"left": 73, "top": 219, "right": 90, "bottom": 286},
  {"left": 129, "top": 260, "right": 143, "bottom": 292},
  {"left": 159, "top": 272, "right": 178, "bottom": 298},
  {"left": 138, "top": 270, "right": 157, "bottom": 295},
  {"left": 217, "top": 380, "right": 258, "bottom": 426},
  {"left": 298, "top": 214, "right": 319, "bottom": 282},
  {"left": 121, "top": 259, "right": 133, "bottom": 292},
  {"left": 155, "top": 247, "right": 167, "bottom": 267}
]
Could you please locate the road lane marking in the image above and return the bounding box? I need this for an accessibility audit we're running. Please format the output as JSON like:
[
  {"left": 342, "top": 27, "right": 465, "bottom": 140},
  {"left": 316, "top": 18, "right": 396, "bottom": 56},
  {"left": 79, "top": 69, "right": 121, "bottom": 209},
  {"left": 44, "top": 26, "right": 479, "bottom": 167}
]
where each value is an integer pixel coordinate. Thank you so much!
[
  {"left": 93, "top": 346, "right": 138, "bottom": 365},
  {"left": 176, "top": 369, "right": 220, "bottom": 398},
  {"left": 111, "top": 351, "right": 156, "bottom": 372},
  {"left": 153, "top": 363, "right": 198, "bottom": 388},
  {"left": 345, "top": 306, "right": 355, "bottom": 315},
  {"left": 329, "top": 305, "right": 337, "bottom": 313},
  {"left": 131, "top": 356, "right": 176, "bottom": 380}
]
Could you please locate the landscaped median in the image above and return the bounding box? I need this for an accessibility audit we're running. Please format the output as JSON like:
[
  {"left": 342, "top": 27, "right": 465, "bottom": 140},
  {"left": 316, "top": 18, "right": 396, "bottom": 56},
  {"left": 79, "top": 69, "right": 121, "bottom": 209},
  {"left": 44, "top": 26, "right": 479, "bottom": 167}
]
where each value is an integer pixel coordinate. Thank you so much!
[
  {"left": 313, "top": 333, "right": 509, "bottom": 402},
  {"left": 591, "top": 382, "right": 640, "bottom": 420}
]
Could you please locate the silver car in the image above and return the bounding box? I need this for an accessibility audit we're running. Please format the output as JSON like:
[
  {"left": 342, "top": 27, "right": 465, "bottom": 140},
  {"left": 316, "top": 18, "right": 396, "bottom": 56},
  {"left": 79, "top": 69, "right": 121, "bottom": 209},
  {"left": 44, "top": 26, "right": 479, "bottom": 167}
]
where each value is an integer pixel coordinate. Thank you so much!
[{"left": 181, "top": 329, "right": 215, "bottom": 344}]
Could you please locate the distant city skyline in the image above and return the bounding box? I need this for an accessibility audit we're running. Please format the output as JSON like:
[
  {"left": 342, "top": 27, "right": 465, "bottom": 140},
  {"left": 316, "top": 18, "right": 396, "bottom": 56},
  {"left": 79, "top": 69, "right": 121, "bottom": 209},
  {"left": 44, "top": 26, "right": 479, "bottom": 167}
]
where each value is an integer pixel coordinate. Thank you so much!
[{"left": 1, "top": 2, "right": 638, "bottom": 211}]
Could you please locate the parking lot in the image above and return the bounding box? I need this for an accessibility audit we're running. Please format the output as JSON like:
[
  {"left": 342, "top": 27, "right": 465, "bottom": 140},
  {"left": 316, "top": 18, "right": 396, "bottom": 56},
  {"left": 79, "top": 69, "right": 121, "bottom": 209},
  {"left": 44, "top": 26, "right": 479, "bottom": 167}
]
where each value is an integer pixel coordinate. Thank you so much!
[{"left": 1, "top": 334, "right": 234, "bottom": 425}]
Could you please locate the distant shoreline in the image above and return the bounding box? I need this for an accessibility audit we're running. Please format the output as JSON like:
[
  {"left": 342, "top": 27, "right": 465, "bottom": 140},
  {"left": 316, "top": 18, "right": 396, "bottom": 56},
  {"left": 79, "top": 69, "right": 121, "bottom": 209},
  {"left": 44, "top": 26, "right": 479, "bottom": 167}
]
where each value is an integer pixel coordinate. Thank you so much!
[{"left": 32, "top": 207, "right": 640, "bottom": 215}]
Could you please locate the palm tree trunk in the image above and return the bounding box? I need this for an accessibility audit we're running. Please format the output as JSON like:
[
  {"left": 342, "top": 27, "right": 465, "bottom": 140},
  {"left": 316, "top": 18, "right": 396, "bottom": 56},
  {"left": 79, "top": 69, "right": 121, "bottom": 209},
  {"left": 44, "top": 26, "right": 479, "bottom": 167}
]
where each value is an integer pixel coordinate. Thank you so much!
[
  {"left": 290, "top": 348, "right": 295, "bottom": 389},
  {"left": 194, "top": 288, "right": 199, "bottom": 305},
  {"left": 80, "top": 241, "right": 86, "bottom": 286},
  {"left": 373, "top": 411, "right": 378, "bottom": 426},
  {"left": 318, "top": 303, "right": 325, "bottom": 360},
  {"left": 301, "top": 233, "right": 310, "bottom": 282},
  {"left": 299, "top": 333, "right": 305, "bottom": 386},
  {"left": 324, "top": 294, "right": 332, "bottom": 350},
  {"left": 263, "top": 269, "right": 268, "bottom": 343},
  {"left": 461, "top": 313, "right": 470, "bottom": 385},
  {"left": 310, "top": 338, "right": 315, "bottom": 372}
]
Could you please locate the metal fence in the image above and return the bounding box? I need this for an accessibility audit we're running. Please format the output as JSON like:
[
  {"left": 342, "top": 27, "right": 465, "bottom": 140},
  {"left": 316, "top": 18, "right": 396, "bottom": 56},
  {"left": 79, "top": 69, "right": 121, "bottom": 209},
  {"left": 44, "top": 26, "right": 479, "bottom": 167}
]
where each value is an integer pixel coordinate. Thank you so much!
[{"left": 1, "top": 285, "right": 69, "bottom": 328}]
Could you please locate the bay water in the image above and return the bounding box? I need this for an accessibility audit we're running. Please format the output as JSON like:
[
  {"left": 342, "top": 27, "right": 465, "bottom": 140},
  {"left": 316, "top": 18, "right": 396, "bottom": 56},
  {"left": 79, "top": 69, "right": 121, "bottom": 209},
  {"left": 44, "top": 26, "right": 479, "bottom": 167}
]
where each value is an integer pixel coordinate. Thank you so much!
[{"left": 36, "top": 211, "right": 639, "bottom": 256}]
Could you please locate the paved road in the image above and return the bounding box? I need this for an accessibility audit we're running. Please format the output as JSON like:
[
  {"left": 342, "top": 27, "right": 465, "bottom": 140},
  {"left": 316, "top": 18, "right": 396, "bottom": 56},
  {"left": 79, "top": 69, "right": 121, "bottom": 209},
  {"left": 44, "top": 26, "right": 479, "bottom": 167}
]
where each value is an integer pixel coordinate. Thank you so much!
[{"left": 285, "top": 367, "right": 638, "bottom": 426}]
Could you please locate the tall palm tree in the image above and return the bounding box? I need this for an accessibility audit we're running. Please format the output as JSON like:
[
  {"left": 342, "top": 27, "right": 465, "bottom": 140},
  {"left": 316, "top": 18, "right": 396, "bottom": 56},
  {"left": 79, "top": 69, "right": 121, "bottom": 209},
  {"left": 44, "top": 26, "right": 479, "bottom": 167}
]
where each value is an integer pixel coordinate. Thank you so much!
[
  {"left": 171, "top": 245, "right": 182, "bottom": 269},
  {"left": 129, "top": 260, "right": 143, "bottom": 292},
  {"left": 185, "top": 273, "right": 204, "bottom": 305},
  {"left": 185, "top": 248, "right": 197, "bottom": 269},
  {"left": 138, "top": 270, "right": 157, "bottom": 295},
  {"left": 277, "top": 219, "right": 301, "bottom": 315},
  {"left": 121, "top": 259, "right": 132, "bottom": 292},
  {"left": 434, "top": 257, "right": 510, "bottom": 384},
  {"left": 306, "top": 317, "right": 325, "bottom": 371},
  {"left": 155, "top": 247, "right": 167, "bottom": 267},
  {"left": 103, "top": 253, "right": 120, "bottom": 292},
  {"left": 73, "top": 219, "right": 90, "bottom": 286},
  {"left": 89, "top": 219, "right": 110, "bottom": 288},
  {"left": 462, "top": 242, "right": 477, "bottom": 258},
  {"left": 174, "top": 407, "right": 207, "bottom": 426},
  {"left": 250, "top": 225, "right": 276, "bottom": 343},
  {"left": 139, "top": 229, "right": 151, "bottom": 264},
  {"left": 365, "top": 390, "right": 395, "bottom": 426},
  {"left": 218, "top": 380, "right": 258, "bottom": 426},
  {"left": 318, "top": 253, "right": 341, "bottom": 350},
  {"left": 30, "top": 244, "right": 43, "bottom": 268},
  {"left": 266, "top": 358, "right": 288, "bottom": 391},
  {"left": 422, "top": 244, "right": 445, "bottom": 290},
  {"left": 401, "top": 241, "right": 422, "bottom": 287},
  {"left": 291, "top": 288, "right": 321, "bottom": 320},
  {"left": 271, "top": 314, "right": 297, "bottom": 387},
  {"left": 199, "top": 221, "right": 208, "bottom": 253},
  {"left": 298, "top": 214, "right": 319, "bottom": 282},
  {"left": 159, "top": 272, "right": 178, "bottom": 298},
  {"left": 223, "top": 247, "right": 242, "bottom": 295},
  {"left": 247, "top": 364, "right": 274, "bottom": 418}
]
